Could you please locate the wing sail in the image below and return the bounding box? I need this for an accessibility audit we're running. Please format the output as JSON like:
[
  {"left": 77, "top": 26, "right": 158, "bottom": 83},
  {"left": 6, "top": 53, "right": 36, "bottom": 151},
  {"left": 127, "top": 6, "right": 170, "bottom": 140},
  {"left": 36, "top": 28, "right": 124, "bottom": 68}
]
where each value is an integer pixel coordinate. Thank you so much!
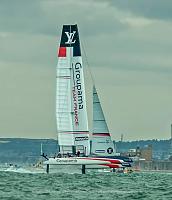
[{"left": 56, "top": 25, "right": 90, "bottom": 155}]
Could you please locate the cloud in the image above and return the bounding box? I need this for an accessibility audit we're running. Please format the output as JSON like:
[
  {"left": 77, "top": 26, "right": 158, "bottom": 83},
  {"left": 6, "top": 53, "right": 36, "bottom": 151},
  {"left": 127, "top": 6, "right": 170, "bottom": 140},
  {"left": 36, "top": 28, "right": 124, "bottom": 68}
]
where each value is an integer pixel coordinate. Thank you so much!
[
  {"left": 120, "top": 17, "right": 154, "bottom": 27},
  {"left": 0, "top": 0, "right": 43, "bottom": 33},
  {"left": 83, "top": 18, "right": 172, "bottom": 76},
  {"left": 0, "top": 0, "right": 172, "bottom": 140},
  {"left": 0, "top": 0, "right": 126, "bottom": 36},
  {"left": 108, "top": 0, "right": 172, "bottom": 21}
]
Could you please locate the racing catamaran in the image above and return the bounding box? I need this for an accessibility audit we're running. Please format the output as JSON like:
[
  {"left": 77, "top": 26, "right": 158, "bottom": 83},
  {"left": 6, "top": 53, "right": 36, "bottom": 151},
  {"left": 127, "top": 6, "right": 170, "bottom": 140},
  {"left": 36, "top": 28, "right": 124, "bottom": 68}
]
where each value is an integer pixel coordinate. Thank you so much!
[{"left": 43, "top": 24, "right": 124, "bottom": 173}]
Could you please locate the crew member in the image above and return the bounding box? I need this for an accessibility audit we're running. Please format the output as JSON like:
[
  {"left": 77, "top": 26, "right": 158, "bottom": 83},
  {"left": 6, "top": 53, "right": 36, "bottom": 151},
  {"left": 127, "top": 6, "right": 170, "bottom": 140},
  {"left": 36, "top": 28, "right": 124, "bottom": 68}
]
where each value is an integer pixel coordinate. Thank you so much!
[{"left": 76, "top": 150, "right": 80, "bottom": 157}]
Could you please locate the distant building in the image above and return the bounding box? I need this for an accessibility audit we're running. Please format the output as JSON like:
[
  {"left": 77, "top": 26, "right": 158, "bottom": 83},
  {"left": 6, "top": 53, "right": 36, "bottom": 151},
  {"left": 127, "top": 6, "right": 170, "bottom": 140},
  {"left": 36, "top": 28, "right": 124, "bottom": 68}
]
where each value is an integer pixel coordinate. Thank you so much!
[
  {"left": 120, "top": 145, "right": 152, "bottom": 161},
  {"left": 140, "top": 145, "right": 152, "bottom": 161}
]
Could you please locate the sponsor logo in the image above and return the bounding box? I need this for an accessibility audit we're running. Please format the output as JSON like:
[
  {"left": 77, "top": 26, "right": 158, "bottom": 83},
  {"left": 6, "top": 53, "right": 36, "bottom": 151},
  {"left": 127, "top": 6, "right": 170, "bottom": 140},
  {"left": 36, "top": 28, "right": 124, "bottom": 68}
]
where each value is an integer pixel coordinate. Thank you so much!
[
  {"left": 72, "top": 89, "right": 79, "bottom": 125},
  {"left": 74, "top": 62, "right": 83, "bottom": 110},
  {"left": 107, "top": 147, "right": 113, "bottom": 154},
  {"left": 65, "top": 31, "right": 76, "bottom": 44},
  {"left": 56, "top": 159, "right": 77, "bottom": 163},
  {"left": 95, "top": 150, "right": 105, "bottom": 153},
  {"left": 75, "top": 136, "right": 89, "bottom": 141},
  {"left": 72, "top": 62, "right": 84, "bottom": 126}
]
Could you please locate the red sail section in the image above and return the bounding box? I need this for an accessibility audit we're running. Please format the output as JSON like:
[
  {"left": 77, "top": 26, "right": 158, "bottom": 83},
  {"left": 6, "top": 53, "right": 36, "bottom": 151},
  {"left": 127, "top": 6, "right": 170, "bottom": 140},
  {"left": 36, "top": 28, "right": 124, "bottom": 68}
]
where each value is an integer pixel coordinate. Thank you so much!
[{"left": 58, "top": 47, "right": 66, "bottom": 57}]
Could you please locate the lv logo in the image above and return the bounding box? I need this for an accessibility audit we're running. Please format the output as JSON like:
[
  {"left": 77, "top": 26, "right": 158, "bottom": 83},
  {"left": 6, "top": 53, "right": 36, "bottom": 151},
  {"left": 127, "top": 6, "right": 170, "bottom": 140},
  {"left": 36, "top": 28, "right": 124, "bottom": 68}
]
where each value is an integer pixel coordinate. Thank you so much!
[{"left": 65, "top": 31, "right": 76, "bottom": 44}]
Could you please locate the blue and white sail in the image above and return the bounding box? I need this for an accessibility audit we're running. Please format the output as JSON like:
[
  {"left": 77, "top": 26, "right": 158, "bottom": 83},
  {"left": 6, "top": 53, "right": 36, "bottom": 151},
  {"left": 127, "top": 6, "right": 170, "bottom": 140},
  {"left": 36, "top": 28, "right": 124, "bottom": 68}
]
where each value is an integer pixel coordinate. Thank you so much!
[
  {"left": 56, "top": 24, "right": 90, "bottom": 156},
  {"left": 91, "top": 85, "right": 115, "bottom": 156}
]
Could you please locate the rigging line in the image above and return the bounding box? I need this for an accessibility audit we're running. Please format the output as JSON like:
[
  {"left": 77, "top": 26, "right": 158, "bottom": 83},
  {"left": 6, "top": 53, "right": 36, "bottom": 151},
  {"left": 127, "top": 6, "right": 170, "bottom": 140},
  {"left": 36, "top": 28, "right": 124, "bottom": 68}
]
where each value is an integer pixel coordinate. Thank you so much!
[
  {"left": 81, "top": 39, "right": 95, "bottom": 86},
  {"left": 70, "top": 25, "right": 75, "bottom": 144}
]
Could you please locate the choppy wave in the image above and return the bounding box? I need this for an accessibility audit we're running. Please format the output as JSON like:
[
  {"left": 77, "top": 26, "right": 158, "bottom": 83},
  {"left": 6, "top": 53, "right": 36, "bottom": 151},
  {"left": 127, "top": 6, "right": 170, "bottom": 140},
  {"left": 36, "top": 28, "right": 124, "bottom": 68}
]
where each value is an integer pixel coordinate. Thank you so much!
[{"left": 0, "top": 171, "right": 172, "bottom": 200}]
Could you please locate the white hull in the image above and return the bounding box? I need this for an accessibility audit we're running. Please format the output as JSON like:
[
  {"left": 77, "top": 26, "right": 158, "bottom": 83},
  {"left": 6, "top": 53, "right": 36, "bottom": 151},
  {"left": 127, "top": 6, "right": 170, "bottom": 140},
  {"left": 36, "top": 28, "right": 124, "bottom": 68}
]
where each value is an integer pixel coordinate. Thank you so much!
[
  {"left": 42, "top": 157, "right": 123, "bottom": 174},
  {"left": 44, "top": 157, "right": 110, "bottom": 165}
]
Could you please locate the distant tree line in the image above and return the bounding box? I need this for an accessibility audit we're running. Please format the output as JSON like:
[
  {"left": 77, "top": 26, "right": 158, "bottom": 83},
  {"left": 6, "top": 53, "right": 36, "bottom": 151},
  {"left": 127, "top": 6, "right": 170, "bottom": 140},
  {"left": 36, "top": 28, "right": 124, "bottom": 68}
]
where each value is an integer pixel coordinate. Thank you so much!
[{"left": 0, "top": 138, "right": 171, "bottom": 163}]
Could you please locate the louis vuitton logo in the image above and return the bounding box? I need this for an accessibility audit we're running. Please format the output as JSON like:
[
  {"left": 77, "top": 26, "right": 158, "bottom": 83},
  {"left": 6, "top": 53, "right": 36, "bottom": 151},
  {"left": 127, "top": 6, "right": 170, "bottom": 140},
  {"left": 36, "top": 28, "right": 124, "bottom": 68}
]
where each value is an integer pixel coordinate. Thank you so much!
[{"left": 65, "top": 31, "right": 76, "bottom": 44}]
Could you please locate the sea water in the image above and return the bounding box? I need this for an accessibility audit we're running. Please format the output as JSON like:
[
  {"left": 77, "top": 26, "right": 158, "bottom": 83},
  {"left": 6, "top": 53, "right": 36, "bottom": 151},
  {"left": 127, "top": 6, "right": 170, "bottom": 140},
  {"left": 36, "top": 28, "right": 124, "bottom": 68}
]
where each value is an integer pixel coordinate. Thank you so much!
[{"left": 0, "top": 171, "right": 171, "bottom": 200}]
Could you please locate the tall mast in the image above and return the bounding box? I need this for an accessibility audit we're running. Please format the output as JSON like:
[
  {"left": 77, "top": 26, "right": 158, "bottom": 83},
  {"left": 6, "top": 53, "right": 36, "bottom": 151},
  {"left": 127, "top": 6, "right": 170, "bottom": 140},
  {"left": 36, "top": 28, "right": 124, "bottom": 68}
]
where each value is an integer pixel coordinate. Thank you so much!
[{"left": 56, "top": 25, "right": 90, "bottom": 156}]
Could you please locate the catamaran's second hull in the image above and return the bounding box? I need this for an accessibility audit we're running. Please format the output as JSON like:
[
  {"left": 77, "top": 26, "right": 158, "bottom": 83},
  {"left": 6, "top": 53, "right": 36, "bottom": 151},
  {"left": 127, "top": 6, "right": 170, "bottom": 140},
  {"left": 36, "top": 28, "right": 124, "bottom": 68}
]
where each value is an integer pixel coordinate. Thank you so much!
[
  {"left": 43, "top": 157, "right": 123, "bottom": 173},
  {"left": 44, "top": 157, "right": 111, "bottom": 165}
]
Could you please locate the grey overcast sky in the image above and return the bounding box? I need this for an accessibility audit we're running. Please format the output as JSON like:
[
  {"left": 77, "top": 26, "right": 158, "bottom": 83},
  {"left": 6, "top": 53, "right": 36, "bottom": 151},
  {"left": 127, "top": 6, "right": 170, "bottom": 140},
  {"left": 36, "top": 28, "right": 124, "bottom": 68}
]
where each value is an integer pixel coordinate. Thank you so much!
[{"left": 0, "top": 0, "right": 172, "bottom": 141}]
